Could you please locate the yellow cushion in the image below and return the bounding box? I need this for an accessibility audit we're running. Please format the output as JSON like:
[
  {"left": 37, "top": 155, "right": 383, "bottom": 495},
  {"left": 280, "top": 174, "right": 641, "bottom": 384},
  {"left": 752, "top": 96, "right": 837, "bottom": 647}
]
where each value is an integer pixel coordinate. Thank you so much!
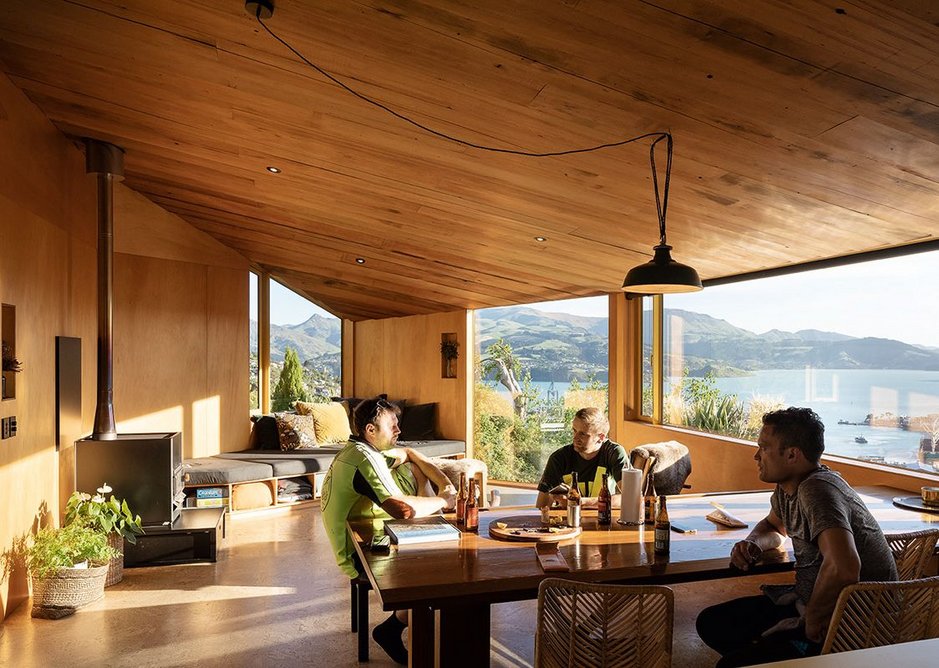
[{"left": 297, "top": 401, "right": 352, "bottom": 444}]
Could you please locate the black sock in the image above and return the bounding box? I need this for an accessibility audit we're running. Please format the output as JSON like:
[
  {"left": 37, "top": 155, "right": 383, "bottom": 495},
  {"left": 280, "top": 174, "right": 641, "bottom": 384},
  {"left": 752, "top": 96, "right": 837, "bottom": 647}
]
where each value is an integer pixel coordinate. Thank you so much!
[{"left": 373, "top": 613, "right": 408, "bottom": 665}]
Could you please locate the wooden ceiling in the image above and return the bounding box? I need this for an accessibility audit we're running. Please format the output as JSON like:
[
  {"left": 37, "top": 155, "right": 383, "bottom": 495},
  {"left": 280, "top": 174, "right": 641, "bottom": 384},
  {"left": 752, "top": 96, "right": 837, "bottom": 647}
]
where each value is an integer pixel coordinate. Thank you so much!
[{"left": 2, "top": 1, "right": 939, "bottom": 320}]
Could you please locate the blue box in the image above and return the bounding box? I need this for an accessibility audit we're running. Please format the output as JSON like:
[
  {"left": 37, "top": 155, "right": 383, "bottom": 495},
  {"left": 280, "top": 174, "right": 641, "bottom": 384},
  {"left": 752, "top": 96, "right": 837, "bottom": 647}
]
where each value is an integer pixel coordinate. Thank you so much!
[{"left": 196, "top": 487, "right": 225, "bottom": 499}]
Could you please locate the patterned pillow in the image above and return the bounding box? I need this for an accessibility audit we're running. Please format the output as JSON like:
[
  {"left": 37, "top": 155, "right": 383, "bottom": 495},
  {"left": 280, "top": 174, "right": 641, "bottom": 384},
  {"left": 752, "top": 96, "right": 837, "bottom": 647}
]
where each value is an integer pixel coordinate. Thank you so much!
[{"left": 274, "top": 413, "right": 319, "bottom": 451}]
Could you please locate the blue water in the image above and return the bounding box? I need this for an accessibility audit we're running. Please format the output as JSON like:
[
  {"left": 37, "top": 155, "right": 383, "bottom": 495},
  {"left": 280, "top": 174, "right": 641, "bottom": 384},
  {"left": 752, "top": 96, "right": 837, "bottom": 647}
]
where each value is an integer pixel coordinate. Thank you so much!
[{"left": 488, "top": 370, "right": 939, "bottom": 470}]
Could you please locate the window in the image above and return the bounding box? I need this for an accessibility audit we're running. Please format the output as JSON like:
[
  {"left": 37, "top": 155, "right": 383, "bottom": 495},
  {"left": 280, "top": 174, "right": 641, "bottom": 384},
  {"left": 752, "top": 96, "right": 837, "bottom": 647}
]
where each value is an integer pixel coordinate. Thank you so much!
[
  {"left": 640, "top": 296, "right": 654, "bottom": 418},
  {"left": 660, "top": 249, "right": 939, "bottom": 475},
  {"left": 251, "top": 277, "right": 341, "bottom": 414},
  {"left": 474, "top": 297, "right": 609, "bottom": 483},
  {"left": 249, "top": 272, "right": 260, "bottom": 412}
]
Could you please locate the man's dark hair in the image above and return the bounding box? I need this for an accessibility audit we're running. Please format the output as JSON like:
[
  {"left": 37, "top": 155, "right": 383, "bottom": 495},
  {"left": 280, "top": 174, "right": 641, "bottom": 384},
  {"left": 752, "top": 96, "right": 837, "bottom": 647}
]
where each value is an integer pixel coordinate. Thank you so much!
[
  {"left": 762, "top": 406, "right": 825, "bottom": 463},
  {"left": 353, "top": 397, "right": 401, "bottom": 436}
]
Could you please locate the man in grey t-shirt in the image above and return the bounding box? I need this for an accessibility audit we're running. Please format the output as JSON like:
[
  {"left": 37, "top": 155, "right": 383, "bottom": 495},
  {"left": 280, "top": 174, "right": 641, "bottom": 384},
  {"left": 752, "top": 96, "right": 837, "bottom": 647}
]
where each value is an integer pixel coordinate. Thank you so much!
[{"left": 696, "top": 407, "right": 896, "bottom": 667}]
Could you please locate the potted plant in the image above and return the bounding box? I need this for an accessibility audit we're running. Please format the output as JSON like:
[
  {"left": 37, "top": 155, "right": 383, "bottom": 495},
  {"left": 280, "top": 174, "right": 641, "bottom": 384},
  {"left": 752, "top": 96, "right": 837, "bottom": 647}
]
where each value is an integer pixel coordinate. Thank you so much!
[
  {"left": 65, "top": 483, "right": 144, "bottom": 586},
  {"left": 24, "top": 523, "right": 118, "bottom": 618},
  {"left": 1, "top": 340, "right": 20, "bottom": 399},
  {"left": 440, "top": 338, "right": 460, "bottom": 378}
]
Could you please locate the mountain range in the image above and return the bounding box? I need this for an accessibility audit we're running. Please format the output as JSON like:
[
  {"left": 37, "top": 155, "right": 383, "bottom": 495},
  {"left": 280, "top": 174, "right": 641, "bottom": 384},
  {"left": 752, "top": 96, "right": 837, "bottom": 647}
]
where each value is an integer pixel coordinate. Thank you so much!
[{"left": 254, "top": 307, "right": 939, "bottom": 380}]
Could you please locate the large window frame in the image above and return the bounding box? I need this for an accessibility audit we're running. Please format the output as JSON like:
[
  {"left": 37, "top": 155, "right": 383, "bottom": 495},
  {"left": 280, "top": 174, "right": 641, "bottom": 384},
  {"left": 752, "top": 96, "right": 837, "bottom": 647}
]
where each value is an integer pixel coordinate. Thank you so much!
[{"left": 635, "top": 241, "right": 939, "bottom": 477}]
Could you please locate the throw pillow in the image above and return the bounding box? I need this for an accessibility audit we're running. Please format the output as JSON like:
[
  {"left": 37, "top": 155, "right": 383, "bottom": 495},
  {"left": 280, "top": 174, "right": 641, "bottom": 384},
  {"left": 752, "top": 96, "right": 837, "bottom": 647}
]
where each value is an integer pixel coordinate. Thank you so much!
[
  {"left": 304, "top": 401, "right": 353, "bottom": 444},
  {"left": 274, "top": 413, "right": 319, "bottom": 451},
  {"left": 399, "top": 402, "right": 437, "bottom": 441},
  {"left": 249, "top": 415, "right": 280, "bottom": 450}
]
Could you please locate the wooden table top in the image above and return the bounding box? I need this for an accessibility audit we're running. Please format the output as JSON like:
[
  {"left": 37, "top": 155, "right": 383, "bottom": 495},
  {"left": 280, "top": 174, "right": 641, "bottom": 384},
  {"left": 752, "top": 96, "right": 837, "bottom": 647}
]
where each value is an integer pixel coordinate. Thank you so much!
[{"left": 348, "top": 486, "right": 939, "bottom": 611}]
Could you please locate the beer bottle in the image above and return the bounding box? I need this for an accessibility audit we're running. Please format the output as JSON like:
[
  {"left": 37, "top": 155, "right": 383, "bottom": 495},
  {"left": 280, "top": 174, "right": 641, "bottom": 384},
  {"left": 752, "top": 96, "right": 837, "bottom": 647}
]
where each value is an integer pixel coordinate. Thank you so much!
[
  {"left": 566, "top": 472, "right": 582, "bottom": 528},
  {"left": 456, "top": 472, "right": 468, "bottom": 525},
  {"left": 654, "top": 495, "right": 670, "bottom": 554},
  {"left": 644, "top": 471, "right": 659, "bottom": 525},
  {"left": 597, "top": 472, "right": 612, "bottom": 525},
  {"left": 464, "top": 478, "right": 479, "bottom": 532}
]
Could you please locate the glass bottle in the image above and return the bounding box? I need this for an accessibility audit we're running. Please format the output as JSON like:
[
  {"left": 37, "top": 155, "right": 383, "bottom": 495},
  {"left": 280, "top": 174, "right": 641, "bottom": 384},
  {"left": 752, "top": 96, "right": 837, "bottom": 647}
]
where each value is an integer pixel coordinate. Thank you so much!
[
  {"left": 654, "top": 495, "right": 670, "bottom": 554},
  {"left": 644, "top": 471, "right": 659, "bottom": 525},
  {"left": 597, "top": 472, "right": 612, "bottom": 525},
  {"left": 566, "top": 472, "right": 582, "bottom": 528},
  {"left": 456, "top": 472, "right": 468, "bottom": 525},
  {"left": 464, "top": 478, "right": 479, "bottom": 532}
]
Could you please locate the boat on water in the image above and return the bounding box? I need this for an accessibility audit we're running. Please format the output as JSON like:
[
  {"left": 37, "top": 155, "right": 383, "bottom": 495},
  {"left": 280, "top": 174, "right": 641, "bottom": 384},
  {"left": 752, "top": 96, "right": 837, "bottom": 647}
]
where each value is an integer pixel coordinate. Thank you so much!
[{"left": 855, "top": 436, "right": 868, "bottom": 444}]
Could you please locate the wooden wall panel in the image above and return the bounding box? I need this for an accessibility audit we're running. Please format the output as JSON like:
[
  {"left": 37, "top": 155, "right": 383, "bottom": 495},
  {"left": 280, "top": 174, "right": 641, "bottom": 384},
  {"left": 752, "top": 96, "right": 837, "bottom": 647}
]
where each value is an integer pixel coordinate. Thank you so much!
[
  {"left": 113, "top": 254, "right": 207, "bottom": 455},
  {"left": 0, "top": 72, "right": 96, "bottom": 619},
  {"left": 206, "top": 266, "right": 250, "bottom": 455},
  {"left": 0, "top": 69, "right": 251, "bottom": 619},
  {"left": 353, "top": 311, "right": 468, "bottom": 441}
]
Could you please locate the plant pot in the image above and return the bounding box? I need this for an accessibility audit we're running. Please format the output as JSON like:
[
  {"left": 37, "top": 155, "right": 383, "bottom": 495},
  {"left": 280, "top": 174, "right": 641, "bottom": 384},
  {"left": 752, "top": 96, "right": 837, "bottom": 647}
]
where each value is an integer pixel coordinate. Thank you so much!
[
  {"left": 31, "top": 563, "right": 108, "bottom": 619},
  {"left": 105, "top": 532, "right": 124, "bottom": 587}
]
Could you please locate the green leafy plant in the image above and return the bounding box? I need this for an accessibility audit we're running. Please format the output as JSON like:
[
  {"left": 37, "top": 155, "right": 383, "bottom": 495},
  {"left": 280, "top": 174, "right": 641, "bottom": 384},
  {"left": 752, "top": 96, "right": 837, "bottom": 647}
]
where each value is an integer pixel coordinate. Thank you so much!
[
  {"left": 1, "top": 340, "right": 21, "bottom": 372},
  {"left": 440, "top": 339, "right": 460, "bottom": 360},
  {"left": 25, "top": 523, "right": 118, "bottom": 579},
  {"left": 65, "top": 483, "right": 144, "bottom": 544}
]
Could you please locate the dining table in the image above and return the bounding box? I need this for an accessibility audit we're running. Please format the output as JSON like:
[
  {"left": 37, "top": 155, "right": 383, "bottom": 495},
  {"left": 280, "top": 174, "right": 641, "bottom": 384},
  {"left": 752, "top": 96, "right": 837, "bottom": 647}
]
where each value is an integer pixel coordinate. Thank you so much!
[{"left": 347, "top": 485, "right": 939, "bottom": 668}]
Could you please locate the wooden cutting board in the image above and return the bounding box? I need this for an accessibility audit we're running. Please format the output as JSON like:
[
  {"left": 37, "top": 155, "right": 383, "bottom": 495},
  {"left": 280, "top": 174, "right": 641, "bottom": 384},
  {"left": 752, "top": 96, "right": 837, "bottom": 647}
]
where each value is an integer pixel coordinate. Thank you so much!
[{"left": 488, "top": 514, "right": 582, "bottom": 542}]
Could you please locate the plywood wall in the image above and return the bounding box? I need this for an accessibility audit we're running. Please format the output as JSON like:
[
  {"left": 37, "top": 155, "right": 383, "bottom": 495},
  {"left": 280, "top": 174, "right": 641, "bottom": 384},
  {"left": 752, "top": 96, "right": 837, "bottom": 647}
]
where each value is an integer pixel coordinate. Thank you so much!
[
  {"left": 0, "top": 71, "right": 251, "bottom": 619},
  {"left": 352, "top": 310, "right": 471, "bottom": 444}
]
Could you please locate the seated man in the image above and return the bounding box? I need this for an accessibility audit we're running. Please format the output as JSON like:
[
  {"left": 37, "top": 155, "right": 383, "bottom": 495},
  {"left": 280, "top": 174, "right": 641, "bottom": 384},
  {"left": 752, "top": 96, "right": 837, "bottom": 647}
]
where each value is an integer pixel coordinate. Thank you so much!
[
  {"left": 535, "top": 407, "right": 627, "bottom": 509},
  {"left": 320, "top": 397, "right": 456, "bottom": 665},
  {"left": 696, "top": 407, "right": 897, "bottom": 667}
]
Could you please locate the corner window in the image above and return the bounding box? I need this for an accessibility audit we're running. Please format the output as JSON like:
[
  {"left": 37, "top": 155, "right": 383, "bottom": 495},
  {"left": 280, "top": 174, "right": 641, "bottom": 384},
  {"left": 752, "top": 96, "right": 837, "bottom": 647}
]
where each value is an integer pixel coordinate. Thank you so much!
[{"left": 661, "top": 249, "right": 939, "bottom": 475}]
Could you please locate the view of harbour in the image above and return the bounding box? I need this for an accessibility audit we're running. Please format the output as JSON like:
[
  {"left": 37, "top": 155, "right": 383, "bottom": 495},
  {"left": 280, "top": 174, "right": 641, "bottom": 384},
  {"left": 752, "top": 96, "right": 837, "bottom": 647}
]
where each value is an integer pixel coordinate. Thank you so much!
[{"left": 490, "top": 369, "right": 939, "bottom": 474}]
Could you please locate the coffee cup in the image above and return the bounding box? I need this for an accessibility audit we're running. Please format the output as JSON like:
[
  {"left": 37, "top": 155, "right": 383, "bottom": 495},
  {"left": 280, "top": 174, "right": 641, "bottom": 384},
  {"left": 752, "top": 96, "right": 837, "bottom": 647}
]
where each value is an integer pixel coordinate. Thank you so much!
[{"left": 921, "top": 486, "right": 939, "bottom": 507}]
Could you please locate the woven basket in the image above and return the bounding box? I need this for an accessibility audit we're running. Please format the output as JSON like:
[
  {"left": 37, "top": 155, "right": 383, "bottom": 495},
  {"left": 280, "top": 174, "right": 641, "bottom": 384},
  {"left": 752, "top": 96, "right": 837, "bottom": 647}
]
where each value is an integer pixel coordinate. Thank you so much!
[
  {"left": 31, "top": 564, "right": 108, "bottom": 619},
  {"left": 105, "top": 532, "right": 124, "bottom": 587}
]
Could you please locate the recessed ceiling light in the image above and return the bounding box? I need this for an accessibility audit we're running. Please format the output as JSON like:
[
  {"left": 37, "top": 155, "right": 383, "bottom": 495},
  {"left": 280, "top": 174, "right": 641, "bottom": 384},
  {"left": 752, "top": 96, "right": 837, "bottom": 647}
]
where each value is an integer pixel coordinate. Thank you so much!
[
  {"left": 266, "top": 166, "right": 281, "bottom": 173},
  {"left": 534, "top": 236, "right": 547, "bottom": 242},
  {"left": 355, "top": 258, "right": 366, "bottom": 264}
]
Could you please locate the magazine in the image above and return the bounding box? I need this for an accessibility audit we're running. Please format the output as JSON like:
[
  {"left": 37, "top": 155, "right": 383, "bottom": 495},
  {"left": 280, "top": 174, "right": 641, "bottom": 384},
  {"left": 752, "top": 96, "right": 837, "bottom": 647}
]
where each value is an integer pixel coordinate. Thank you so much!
[{"left": 383, "top": 516, "right": 460, "bottom": 545}]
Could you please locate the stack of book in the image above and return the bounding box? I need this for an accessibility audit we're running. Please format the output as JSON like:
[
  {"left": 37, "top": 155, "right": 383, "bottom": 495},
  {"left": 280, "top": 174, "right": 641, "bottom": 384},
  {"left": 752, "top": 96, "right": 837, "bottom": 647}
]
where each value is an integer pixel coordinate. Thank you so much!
[
  {"left": 186, "top": 487, "right": 229, "bottom": 508},
  {"left": 383, "top": 516, "right": 460, "bottom": 545}
]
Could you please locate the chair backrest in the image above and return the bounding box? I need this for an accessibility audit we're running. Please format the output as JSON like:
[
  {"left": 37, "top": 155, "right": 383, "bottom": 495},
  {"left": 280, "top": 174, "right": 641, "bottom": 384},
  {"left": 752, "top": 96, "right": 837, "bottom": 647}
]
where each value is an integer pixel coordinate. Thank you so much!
[
  {"left": 885, "top": 529, "right": 939, "bottom": 580},
  {"left": 629, "top": 441, "right": 691, "bottom": 495},
  {"left": 821, "top": 575, "right": 939, "bottom": 654},
  {"left": 535, "top": 578, "right": 674, "bottom": 668}
]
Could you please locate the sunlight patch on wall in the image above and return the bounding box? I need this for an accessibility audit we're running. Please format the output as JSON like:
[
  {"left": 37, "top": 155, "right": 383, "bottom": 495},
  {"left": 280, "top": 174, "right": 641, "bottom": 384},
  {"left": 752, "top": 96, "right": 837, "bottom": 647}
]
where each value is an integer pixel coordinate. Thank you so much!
[
  {"left": 193, "top": 395, "right": 221, "bottom": 458},
  {"left": 117, "top": 406, "right": 184, "bottom": 435}
]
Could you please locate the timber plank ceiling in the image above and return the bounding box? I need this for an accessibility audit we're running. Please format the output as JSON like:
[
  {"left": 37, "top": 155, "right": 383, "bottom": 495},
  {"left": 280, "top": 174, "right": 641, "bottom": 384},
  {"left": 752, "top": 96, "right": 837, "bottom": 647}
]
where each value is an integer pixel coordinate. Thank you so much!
[{"left": 2, "top": 0, "right": 939, "bottom": 320}]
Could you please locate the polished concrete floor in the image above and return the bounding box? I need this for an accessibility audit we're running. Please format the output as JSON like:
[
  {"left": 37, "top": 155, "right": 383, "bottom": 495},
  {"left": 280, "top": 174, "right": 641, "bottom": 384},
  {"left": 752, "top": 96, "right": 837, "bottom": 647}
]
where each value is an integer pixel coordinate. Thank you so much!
[{"left": 0, "top": 503, "right": 789, "bottom": 667}]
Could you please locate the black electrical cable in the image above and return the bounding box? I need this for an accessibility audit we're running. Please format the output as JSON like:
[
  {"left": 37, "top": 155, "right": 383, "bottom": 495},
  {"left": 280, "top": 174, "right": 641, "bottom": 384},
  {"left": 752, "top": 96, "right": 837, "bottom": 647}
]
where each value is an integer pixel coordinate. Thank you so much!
[{"left": 254, "top": 15, "right": 668, "bottom": 159}]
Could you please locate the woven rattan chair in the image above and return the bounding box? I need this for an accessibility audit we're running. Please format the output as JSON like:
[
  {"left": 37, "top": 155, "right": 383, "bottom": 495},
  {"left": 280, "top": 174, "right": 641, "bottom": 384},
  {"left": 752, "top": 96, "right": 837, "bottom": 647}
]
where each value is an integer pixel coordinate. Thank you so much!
[
  {"left": 885, "top": 529, "right": 939, "bottom": 580},
  {"left": 821, "top": 575, "right": 939, "bottom": 654},
  {"left": 535, "top": 578, "right": 674, "bottom": 668}
]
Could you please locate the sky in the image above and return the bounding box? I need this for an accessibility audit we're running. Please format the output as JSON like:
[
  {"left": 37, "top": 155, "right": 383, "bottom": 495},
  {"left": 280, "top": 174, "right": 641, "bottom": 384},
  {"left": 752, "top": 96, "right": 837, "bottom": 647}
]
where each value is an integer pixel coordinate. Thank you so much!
[{"left": 252, "top": 248, "right": 939, "bottom": 348}]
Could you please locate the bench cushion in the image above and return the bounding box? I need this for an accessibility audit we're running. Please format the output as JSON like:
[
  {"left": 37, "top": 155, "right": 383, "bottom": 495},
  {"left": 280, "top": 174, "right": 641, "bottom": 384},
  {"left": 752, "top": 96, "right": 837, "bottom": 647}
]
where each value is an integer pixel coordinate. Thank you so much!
[
  {"left": 183, "top": 457, "right": 274, "bottom": 485},
  {"left": 217, "top": 448, "right": 342, "bottom": 475}
]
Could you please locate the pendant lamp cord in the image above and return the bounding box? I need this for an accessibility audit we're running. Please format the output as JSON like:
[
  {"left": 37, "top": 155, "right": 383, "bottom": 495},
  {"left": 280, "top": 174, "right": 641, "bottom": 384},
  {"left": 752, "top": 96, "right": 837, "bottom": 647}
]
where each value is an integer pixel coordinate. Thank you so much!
[{"left": 649, "top": 133, "right": 672, "bottom": 247}]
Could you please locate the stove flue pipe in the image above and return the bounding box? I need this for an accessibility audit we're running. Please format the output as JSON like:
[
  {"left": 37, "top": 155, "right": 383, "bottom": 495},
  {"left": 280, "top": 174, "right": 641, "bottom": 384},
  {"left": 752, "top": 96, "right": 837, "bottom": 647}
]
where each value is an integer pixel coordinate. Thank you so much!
[{"left": 85, "top": 139, "right": 125, "bottom": 440}]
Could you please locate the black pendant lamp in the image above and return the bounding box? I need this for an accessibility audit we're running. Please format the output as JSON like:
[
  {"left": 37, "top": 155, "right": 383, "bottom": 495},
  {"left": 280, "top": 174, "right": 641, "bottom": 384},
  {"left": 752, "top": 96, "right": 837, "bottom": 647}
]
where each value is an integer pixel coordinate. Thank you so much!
[{"left": 622, "top": 133, "right": 702, "bottom": 294}]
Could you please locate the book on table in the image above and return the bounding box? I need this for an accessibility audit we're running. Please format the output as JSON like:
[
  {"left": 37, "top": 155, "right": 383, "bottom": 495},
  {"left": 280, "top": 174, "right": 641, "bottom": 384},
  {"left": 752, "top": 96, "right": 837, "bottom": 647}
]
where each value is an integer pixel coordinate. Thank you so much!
[{"left": 383, "top": 516, "right": 460, "bottom": 545}]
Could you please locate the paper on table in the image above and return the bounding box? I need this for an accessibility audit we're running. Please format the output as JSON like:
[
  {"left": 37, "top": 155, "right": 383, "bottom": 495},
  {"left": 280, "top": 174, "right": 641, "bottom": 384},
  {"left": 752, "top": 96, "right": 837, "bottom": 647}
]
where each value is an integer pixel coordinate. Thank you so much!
[
  {"left": 618, "top": 467, "right": 643, "bottom": 525},
  {"left": 706, "top": 503, "right": 748, "bottom": 528}
]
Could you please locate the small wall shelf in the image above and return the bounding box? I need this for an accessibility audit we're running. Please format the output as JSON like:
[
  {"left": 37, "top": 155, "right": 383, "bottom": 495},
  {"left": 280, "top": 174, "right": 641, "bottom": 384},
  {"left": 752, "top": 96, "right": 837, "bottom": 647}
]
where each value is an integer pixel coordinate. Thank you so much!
[
  {"left": 441, "top": 332, "right": 458, "bottom": 379},
  {"left": 1, "top": 303, "right": 16, "bottom": 401}
]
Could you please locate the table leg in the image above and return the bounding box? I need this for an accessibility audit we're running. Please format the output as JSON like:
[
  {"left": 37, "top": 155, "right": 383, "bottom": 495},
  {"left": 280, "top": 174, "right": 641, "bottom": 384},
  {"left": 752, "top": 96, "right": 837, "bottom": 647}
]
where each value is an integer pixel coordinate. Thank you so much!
[
  {"left": 409, "top": 606, "right": 435, "bottom": 668},
  {"left": 438, "top": 603, "right": 491, "bottom": 667}
]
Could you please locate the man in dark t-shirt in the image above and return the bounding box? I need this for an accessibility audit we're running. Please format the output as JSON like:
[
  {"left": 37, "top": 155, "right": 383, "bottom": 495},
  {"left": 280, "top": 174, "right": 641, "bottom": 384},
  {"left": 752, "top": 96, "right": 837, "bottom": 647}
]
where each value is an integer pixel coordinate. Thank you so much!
[
  {"left": 696, "top": 407, "right": 896, "bottom": 667},
  {"left": 535, "top": 407, "right": 628, "bottom": 509}
]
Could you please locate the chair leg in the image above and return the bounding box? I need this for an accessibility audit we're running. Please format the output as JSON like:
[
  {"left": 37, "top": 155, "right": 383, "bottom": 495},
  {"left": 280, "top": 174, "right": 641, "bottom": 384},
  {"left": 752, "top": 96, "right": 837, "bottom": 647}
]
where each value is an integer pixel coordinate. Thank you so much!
[{"left": 357, "top": 579, "right": 370, "bottom": 662}]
